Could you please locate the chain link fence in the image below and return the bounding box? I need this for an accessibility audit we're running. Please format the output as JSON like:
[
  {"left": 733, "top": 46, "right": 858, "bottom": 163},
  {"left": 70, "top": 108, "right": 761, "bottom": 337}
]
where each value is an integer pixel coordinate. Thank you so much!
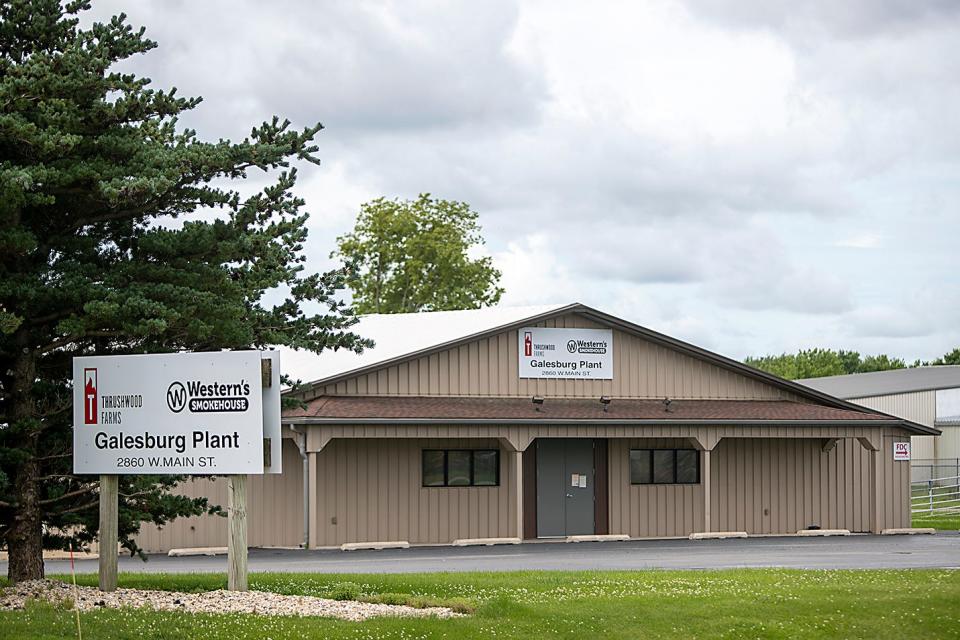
[{"left": 911, "top": 458, "right": 960, "bottom": 484}]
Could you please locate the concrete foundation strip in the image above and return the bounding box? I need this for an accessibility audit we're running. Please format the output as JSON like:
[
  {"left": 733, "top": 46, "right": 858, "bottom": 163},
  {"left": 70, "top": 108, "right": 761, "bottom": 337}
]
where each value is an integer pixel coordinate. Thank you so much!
[
  {"left": 452, "top": 537, "right": 521, "bottom": 546},
  {"left": 340, "top": 541, "right": 410, "bottom": 551},
  {"left": 689, "top": 531, "right": 748, "bottom": 540},
  {"left": 565, "top": 534, "right": 631, "bottom": 543},
  {"left": 881, "top": 528, "right": 936, "bottom": 535},
  {"left": 167, "top": 547, "right": 228, "bottom": 557},
  {"left": 796, "top": 529, "right": 851, "bottom": 536}
]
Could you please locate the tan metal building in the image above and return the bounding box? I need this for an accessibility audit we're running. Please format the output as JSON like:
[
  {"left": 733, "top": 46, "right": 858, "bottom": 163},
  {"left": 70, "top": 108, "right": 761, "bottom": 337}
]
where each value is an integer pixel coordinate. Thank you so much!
[{"left": 135, "top": 304, "right": 937, "bottom": 552}]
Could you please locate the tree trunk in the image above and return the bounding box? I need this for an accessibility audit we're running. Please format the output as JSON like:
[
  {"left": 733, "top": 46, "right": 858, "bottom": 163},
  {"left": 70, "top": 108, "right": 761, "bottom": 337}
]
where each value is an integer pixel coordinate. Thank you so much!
[
  {"left": 7, "top": 454, "right": 43, "bottom": 582},
  {"left": 6, "top": 338, "right": 44, "bottom": 583}
]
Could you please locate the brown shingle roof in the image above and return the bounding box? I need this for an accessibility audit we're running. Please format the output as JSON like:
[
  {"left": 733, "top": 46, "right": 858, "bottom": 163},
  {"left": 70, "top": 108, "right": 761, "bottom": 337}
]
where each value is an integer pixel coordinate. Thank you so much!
[{"left": 285, "top": 396, "right": 890, "bottom": 423}]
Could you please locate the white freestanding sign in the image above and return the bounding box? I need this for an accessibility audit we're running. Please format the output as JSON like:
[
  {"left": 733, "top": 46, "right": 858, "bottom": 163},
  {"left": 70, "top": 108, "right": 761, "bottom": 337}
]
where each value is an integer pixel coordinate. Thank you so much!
[
  {"left": 518, "top": 327, "right": 613, "bottom": 379},
  {"left": 73, "top": 351, "right": 269, "bottom": 475},
  {"left": 261, "top": 350, "right": 282, "bottom": 474},
  {"left": 893, "top": 441, "right": 911, "bottom": 461}
]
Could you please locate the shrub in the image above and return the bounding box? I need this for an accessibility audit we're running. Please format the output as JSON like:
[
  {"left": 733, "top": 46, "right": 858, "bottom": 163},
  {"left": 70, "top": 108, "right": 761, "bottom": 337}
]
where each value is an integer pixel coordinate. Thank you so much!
[{"left": 328, "top": 582, "right": 361, "bottom": 601}]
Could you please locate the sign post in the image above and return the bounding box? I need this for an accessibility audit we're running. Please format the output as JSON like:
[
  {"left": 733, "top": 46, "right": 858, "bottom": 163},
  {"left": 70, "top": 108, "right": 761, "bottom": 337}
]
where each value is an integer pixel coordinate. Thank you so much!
[
  {"left": 227, "top": 474, "right": 247, "bottom": 591},
  {"left": 73, "top": 351, "right": 279, "bottom": 592},
  {"left": 98, "top": 474, "right": 118, "bottom": 591}
]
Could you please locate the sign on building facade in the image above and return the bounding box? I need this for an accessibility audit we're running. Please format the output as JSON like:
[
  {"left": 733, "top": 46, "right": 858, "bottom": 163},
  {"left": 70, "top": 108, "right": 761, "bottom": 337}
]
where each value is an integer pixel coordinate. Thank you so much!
[
  {"left": 518, "top": 327, "right": 613, "bottom": 379},
  {"left": 73, "top": 351, "right": 277, "bottom": 475},
  {"left": 893, "top": 441, "right": 911, "bottom": 461}
]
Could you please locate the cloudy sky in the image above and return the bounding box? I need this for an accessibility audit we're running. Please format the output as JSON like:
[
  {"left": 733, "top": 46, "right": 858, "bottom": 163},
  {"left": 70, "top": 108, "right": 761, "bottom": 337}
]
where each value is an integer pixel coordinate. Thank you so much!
[{"left": 87, "top": 0, "right": 959, "bottom": 361}]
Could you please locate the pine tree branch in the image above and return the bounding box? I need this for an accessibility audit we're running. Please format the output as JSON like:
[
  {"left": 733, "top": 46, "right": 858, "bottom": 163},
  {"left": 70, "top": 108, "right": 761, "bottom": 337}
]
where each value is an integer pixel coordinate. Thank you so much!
[
  {"left": 38, "top": 486, "right": 96, "bottom": 506},
  {"left": 38, "top": 330, "right": 125, "bottom": 355}
]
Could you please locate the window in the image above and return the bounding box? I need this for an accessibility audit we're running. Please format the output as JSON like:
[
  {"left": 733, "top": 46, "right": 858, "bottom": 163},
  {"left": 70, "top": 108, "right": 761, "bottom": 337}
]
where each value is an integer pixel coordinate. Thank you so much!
[
  {"left": 630, "top": 449, "right": 699, "bottom": 484},
  {"left": 421, "top": 450, "right": 500, "bottom": 487},
  {"left": 422, "top": 450, "right": 445, "bottom": 487}
]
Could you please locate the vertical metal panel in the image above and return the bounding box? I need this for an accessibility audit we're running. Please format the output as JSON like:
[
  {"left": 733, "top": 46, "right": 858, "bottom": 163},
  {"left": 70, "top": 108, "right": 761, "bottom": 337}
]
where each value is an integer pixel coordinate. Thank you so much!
[
  {"left": 131, "top": 424, "right": 915, "bottom": 552},
  {"left": 313, "top": 312, "right": 794, "bottom": 400},
  {"left": 134, "top": 439, "right": 304, "bottom": 553},
  {"left": 710, "top": 438, "right": 888, "bottom": 533},
  {"left": 312, "top": 438, "right": 513, "bottom": 546},
  {"left": 607, "top": 438, "right": 703, "bottom": 537},
  {"left": 849, "top": 391, "right": 938, "bottom": 459}
]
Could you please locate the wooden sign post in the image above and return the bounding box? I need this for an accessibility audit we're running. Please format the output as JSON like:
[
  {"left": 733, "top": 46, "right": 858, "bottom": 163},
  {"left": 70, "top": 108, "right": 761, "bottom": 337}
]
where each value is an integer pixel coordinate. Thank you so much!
[
  {"left": 98, "top": 474, "right": 118, "bottom": 591},
  {"left": 227, "top": 474, "right": 248, "bottom": 591}
]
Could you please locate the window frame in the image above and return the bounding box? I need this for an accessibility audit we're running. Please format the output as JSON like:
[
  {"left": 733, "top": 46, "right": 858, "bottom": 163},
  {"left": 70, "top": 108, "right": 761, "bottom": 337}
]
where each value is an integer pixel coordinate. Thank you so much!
[
  {"left": 629, "top": 448, "right": 700, "bottom": 485},
  {"left": 421, "top": 449, "right": 501, "bottom": 487}
]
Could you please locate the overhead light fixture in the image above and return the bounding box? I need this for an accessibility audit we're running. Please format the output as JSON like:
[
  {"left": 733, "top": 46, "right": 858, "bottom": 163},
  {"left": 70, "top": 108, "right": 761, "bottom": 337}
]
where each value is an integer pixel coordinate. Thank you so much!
[
  {"left": 532, "top": 395, "right": 545, "bottom": 412},
  {"left": 599, "top": 396, "right": 611, "bottom": 412}
]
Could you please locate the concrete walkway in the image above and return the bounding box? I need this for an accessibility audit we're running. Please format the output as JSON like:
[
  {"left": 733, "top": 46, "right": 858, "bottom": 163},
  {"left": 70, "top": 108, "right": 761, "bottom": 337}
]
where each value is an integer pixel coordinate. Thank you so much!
[{"left": 11, "top": 532, "right": 959, "bottom": 575}]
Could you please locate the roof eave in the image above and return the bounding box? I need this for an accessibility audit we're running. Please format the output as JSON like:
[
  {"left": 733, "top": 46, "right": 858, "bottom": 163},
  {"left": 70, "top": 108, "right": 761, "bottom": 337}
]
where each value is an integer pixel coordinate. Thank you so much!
[{"left": 283, "top": 416, "right": 937, "bottom": 435}]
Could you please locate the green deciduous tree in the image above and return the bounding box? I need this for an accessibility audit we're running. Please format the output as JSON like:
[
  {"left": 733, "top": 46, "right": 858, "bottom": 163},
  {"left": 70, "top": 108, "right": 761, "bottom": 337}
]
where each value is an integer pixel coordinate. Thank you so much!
[
  {"left": 333, "top": 194, "right": 504, "bottom": 314},
  {"left": 930, "top": 348, "right": 960, "bottom": 366},
  {"left": 747, "top": 346, "right": 960, "bottom": 380},
  {"left": 0, "top": 0, "right": 366, "bottom": 582},
  {"left": 744, "top": 349, "right": 907, "bottom": 380}
]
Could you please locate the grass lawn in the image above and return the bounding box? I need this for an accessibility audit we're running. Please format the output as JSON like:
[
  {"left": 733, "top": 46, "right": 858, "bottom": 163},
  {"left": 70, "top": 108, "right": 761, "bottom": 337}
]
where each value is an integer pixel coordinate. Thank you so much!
[
  {"left": 2, "top": 569, "right": 959, "bottom": 639},
  {"left": 913, "top": 512, "right": 960, "bottom": 531}
]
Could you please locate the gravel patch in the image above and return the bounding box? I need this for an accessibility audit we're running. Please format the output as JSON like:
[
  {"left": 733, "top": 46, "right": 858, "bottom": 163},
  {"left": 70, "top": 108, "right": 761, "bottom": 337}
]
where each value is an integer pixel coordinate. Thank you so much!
[{"left": 0, "top": 580, "right": 463, "bottom": 621}]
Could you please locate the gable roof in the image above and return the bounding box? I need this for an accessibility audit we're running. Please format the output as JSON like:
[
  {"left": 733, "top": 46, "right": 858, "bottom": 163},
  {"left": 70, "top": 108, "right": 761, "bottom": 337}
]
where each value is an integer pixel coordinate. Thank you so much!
[
  {"left": 798, "top": 366, "right": 960, "bottom": 399},
  {"left": 280, "top": 304, "right": 569, "bottom": 385},
  {"left": 281, "top": 303, "right": 938, "bottom": 435}
]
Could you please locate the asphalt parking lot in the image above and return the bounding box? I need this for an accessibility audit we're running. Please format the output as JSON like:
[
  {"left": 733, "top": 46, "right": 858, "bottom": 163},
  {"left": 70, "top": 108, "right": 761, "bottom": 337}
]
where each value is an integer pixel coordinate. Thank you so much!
[{"left": 15, "top": 532, "right": 960, "bottom": 575}]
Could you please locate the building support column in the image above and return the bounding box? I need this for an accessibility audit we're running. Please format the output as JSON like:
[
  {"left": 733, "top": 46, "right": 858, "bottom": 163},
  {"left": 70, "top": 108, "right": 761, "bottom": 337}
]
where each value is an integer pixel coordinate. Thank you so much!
[
  {"left": 513, "top": 450, "right": 523, "bottom": 540},
  {"left": 703, "top": 449, "right": 712, "bottom": 533},
  {"left": 307, "top": 451, "right": 319, "bottom": 548},
  {"left": 869, "top": 448, "right": 882, "bottom": 534},
  {"left": 858, "top": 434, "right": 883, "bottom": 534}
]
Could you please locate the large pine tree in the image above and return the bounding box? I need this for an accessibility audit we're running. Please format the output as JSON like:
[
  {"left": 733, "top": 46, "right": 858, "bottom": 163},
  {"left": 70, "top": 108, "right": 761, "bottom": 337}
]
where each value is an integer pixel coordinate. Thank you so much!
[{"left": 0, "top": 0, "right": 365, "bottom": 581}]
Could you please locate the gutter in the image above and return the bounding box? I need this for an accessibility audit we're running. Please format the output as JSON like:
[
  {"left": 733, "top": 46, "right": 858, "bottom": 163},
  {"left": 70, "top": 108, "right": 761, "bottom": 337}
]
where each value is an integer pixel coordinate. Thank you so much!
[
  {"left": 288, "top": 424, "right": 310, "bottom": 549},
  {"left": 283, "top": 416, "right": 938, "bottom": 436}
]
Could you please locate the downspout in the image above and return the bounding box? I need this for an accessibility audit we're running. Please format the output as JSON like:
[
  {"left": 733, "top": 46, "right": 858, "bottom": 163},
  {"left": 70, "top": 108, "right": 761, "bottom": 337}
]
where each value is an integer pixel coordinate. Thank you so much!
[{"left": 289, "top": 424, "right": 310, "bottom": 549}]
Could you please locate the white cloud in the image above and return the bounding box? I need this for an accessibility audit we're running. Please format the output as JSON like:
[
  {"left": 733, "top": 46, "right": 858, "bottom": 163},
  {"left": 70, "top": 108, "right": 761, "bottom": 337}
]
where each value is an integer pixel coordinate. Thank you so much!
[
  {"left": 79, "top": 0, "right": 960, "bottom": 361},
  {"left": 835, "top": 233, "right": 883, "bottom": 249}
]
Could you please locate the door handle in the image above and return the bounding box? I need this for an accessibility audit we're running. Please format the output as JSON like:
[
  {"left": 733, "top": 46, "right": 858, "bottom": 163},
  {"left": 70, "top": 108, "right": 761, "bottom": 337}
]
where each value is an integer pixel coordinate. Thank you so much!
[{"left": 565, "top": 493, "right": 573, "bottom": 498}]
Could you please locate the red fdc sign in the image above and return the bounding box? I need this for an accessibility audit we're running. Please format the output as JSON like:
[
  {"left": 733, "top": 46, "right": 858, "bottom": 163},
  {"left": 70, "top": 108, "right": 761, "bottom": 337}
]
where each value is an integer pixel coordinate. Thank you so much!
[
  {"left": 84, "top": 368, "right": 97, "bottom": 424},
  {"left": 893, "top": 441, "right": 910, "bottom": 461}
]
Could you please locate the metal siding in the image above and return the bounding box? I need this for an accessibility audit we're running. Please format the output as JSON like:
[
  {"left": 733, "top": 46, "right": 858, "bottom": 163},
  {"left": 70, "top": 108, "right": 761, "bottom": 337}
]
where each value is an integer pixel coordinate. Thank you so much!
[
  {"left": 134, "top": 439, "right": 304, "bottom": 553},
  {"left": 710, "top": 438, "right": 889, "bottom": 533},
  {"left": 316, "top": 313, "right": 794, "bottom": 400},
  {"left": 608, "top": 438, "right": 703, "bottom": 537},
  {"left": 138, "top": 429, "right": 913, "bottom": 551},
  {"left": 313, "top": 438, "right": 512, "bottom": 546},
  {"left": 849, "top": 391, "right": 940, "bottom": 459}
]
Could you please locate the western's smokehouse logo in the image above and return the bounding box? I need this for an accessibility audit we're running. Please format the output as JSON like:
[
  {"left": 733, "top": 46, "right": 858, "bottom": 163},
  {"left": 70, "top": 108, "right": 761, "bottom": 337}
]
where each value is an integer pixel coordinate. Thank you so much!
[
  {"left": 166, "top": 380, "right": 251, "bottom": 414},
  {"left": 567, "top": 338, "right": 608, "bottom": 355}
]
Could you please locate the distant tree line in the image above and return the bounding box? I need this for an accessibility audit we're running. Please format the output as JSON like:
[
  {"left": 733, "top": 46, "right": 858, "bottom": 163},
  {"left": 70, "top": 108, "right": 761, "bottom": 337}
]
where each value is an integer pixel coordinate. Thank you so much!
[{"left": 744, "top": 348, "right": 960, "bottom": 380}]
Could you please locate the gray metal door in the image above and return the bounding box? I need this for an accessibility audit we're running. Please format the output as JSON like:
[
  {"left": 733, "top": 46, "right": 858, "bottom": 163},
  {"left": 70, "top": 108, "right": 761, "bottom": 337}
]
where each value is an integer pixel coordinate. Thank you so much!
[{"left": 536, "top": 439, "right": 594, "bottom": 537}]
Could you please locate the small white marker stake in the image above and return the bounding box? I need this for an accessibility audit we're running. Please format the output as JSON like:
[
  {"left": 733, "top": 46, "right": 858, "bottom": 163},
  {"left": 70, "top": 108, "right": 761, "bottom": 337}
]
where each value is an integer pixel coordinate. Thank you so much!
[{"left": 69, "top": 542, "right": 82, "bottom": 640}]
